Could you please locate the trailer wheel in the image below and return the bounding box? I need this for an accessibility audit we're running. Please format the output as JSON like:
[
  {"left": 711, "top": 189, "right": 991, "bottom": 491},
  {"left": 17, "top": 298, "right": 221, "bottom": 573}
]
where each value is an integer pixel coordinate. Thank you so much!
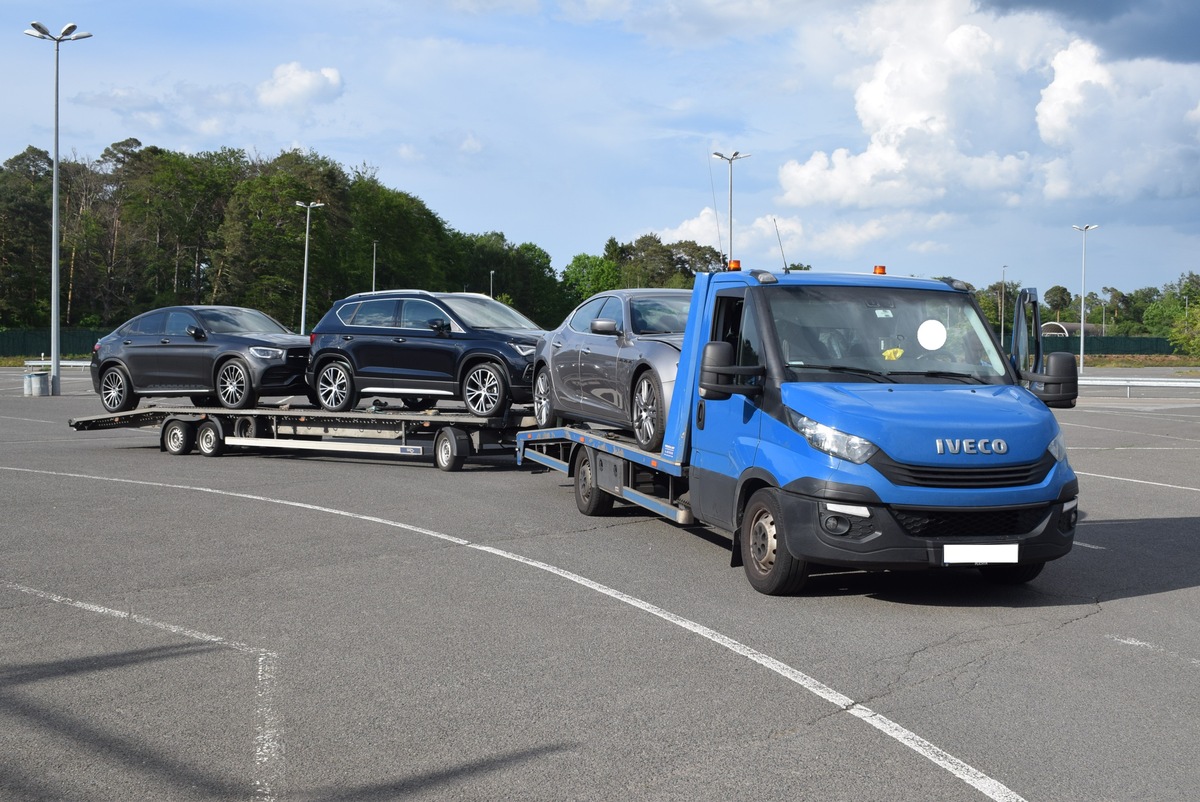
[
  {"left": 234, "top": 415, "right": 265, "bottom": 439},
  {"left": 434, "top": 427, "right": 470, "bottom": 472},
  {"left": 161, "top": 419, "right": 195, "bottom": 455},
  {"left": 573, "top": 447, "right": 614, "bottom": 516},
  {"left": 740, "top": 488, "right": 808, "bottom": 595},
  {"left": 196, "top": 420, "right": 225, "bottom": 457},
  {"left": 978, "top": 562, "right": 1045, "bottom": 584}
]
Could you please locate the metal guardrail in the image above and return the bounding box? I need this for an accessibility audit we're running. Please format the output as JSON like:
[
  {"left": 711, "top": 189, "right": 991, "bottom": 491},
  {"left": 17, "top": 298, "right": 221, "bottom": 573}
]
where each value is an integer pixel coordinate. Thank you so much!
[
  {"left": 1079, "top": 377, "right": 1200, "bottom": 398},
  {"left": 22, "top": 359, "right": 91, "bottom": 369}
]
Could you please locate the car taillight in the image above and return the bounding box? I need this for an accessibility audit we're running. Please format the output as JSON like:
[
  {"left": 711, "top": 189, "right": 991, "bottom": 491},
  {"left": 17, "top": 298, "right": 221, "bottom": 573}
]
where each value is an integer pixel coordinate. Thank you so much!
[{"left": 309, "top": 333, "right": 316, "bottom": 345}]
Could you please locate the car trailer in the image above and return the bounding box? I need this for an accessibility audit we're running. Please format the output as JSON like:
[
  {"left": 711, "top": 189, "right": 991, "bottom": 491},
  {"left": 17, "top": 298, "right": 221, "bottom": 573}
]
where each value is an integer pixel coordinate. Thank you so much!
[{"left": 69, "top": 402, "right": 536, "bottom": 472}]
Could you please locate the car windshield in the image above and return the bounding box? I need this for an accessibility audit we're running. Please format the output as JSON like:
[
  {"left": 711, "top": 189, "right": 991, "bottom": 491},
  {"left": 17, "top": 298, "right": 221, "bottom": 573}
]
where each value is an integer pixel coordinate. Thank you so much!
[
  {"left": 629, "top": 296, "right": 691, "bottom": 334},
  {"left": 761, "top": 285, "right": 1011, "bottom": 385},
  {"left": 196, "top": 308, "right": 291, "bottom": 334},
  {"left": 439, "top": 295, "right": 541, "bottom": 330}
]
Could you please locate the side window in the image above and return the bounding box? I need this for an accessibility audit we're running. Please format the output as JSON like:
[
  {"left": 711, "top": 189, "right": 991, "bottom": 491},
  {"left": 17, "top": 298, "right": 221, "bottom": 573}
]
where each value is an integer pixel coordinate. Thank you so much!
[
  {"left": 130, "top": 311, "right": 166, "bottom": 336},
  {"left": 165, "top": 310, "right": 196, "bottom": 336},
  {"left": 399, "top": 299, "right": 444, "bottom": 330},
  {"left": 597, "top": 296, "right": 625, "bottom": 332},
  {"left": 568, "top": 297, "right": 608, "bottom": 333},
  {"left": 347, "top": 299, "right": 397, "bottom": 327},
  {"left": 737, "top": 297, "right": 764, "bottom": 369}
]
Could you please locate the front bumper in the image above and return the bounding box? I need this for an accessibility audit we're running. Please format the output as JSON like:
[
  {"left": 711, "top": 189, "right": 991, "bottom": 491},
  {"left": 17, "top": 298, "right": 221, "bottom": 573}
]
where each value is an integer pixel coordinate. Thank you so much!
[{"left": 776, "top": 480, "right": 1079, "bottom": 569}]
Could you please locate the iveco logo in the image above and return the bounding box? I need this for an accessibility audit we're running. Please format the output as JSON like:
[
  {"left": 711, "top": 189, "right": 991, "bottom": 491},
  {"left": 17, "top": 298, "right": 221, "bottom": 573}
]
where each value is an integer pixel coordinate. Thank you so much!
[{"left": 935, "top": 438, "right": 1008, "bottom": 455}]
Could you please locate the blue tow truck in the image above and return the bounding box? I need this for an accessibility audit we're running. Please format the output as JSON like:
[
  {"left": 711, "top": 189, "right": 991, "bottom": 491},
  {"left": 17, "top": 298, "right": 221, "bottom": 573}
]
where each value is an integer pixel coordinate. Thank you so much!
[{"left": 517, "top": 265, "right": 1079, "bottom": 595}]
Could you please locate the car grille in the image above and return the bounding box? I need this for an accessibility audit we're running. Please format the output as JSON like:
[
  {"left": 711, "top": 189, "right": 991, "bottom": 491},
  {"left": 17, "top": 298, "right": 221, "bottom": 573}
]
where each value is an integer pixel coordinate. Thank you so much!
[
  {"left": 869, "top": 450, "right": 1056, "bottom": 489},
  {"left": 891, "top": 505, "right": 1052, "bottom": 539}
]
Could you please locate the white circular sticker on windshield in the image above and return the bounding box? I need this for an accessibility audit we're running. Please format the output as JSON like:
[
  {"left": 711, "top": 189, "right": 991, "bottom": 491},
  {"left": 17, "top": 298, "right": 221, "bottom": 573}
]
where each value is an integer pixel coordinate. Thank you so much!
[{"left": 917, "top": 319, "right": 947, "bottom": 351}]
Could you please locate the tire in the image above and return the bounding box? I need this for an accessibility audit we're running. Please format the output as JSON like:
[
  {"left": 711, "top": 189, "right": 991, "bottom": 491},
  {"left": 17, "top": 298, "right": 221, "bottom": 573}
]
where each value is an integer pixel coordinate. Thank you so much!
[
  {"left": 316, "top": 360, "right": 356, "bottom": 412},
  {"left": 99, "top": 365, "right": 138, "bottom": 412},
  {"left": 233, "top": 415, "right": 265, "bottom": 439},
  {"left": 740, "top": 488, "right": 808, "bottom": 595},
  {"left": 573, "top": 446, "right": 614, "bottom": 516},
  {"left": 216, "top": 358, "right": 257, "bottom": 409},
  {"left": 631, "top": 369, "right": 666, "bottom": 451},
  {"left": 161, "top": 419, "right": 195, "bottom": 455},
  {"left": 434, "top": 427, "right": 468, "bottom": 472},
  {"left": 533, "top": 368, "right": 558, "bottom": 428},
  {"left": 979, "top": 562, "right": 1045, "bottom": 584},
  {"left": 196, "top": 420, "right": 225, "bottom": 457},
  {"left": 462, "top": 362, "right": 509, "bottom": 418},
  {"left": 190, "top": 395, "right": 219, "bottom": 407}
]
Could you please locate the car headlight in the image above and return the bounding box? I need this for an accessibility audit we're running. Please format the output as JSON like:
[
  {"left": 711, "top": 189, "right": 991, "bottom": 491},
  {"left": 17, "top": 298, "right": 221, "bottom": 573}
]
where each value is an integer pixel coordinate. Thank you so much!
[
  {"left": 248, "top": 346, "right": 285, "bottom": 361},
  {"left": 1047, "top": 431, "right": 1069, "bottom": 463},
  {"left": 787, "top": 410, "right": 878, "bottom": 464},
  {"left": 509, "top": 342, "right": 536, "bottom": 358}
]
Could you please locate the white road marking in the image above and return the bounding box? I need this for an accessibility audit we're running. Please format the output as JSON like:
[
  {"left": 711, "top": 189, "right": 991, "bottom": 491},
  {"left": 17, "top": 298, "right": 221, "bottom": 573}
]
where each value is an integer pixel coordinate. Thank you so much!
[
  {"left": 1107, "top": 636, "right": 1200, "bottom": 668},
  {"left": 1076, "top": 471, "right": 1200, "bottom": 493},
  {"left": 2, "top": 580, "right": 283, "bottom": 802},
  {"left": 1, "top": 466, "right": 1025, "bottom": 802}
]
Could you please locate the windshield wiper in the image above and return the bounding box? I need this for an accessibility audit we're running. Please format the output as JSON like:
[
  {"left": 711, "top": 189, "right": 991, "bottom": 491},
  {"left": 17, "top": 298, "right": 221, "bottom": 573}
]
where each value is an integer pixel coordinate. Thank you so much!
[
  {"left": 789, "top": 364, "right": 897, "bottom": 383},
  {"left": 886, "top": 370, "right": 987, "bottom": 384}
]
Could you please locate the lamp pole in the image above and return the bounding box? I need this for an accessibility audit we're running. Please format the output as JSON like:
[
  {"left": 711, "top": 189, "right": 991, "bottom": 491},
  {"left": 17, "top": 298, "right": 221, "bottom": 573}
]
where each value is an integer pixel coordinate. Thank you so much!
[
  {"left": 372, "top": 240, "right": 378, "bottom": 292},
  {"left": 712, "top": 151, "right": 749, "bottom": 266},
  {"left": 296, "top": 201, "right": 324, "bottom": 334},
  {"left": 1072, "top": 224, "right": 1098, "bottom": 374},
  {"left": 490, "top": 270, "right": 495, "bottom": 298},
  {"left": 25, "top": 21, "right": 92, "bottom": 396},
  {"left": 1000, "top": 264, "right": 1006, "bottom": 350}
]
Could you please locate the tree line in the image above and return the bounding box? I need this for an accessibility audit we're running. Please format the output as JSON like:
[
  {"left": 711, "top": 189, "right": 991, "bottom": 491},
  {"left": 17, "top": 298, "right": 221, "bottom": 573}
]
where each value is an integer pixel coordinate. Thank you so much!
[{"left": 1, "top": 138, "right": 1197, "bottom": 354}]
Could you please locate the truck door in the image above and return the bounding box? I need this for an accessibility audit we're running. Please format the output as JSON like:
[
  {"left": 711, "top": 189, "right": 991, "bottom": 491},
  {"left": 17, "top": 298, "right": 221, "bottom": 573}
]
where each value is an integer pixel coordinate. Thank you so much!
[{"left": 688, "top": 288, "right": 765, "bottom": 532}]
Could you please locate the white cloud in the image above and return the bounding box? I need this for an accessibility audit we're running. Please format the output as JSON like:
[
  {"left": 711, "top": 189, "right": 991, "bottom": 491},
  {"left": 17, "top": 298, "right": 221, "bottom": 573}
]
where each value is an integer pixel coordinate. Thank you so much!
[
  {"left": 1036, "top": 39, "right": 1113, "bottom": 148},
  {"left": 257, "top": 62, "right": 343, "bottom": 110},
  {"left": 459, "top": 133, "right": 484, "bottom": 154}
]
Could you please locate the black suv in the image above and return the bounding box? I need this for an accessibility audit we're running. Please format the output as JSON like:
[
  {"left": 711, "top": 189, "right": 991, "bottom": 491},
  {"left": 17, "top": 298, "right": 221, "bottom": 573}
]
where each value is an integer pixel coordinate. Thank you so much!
[{"left": 307, "top": 291, "right": 544, "bottom": 416}]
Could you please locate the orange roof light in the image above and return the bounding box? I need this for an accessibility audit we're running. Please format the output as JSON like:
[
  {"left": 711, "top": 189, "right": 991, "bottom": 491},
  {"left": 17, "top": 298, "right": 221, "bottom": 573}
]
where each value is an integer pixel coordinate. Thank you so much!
[
  {"left": 873, "top": 265, "right": 887, "bottom": 275},
  {"left": 729, "top": 259, "right": 741, "bottom": 271}
]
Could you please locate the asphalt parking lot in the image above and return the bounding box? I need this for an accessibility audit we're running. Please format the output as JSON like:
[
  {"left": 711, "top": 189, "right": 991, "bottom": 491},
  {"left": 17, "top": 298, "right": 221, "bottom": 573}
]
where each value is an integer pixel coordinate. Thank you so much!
[{"left": 2, "top": 364, "right": 1198, "bottom": 801}]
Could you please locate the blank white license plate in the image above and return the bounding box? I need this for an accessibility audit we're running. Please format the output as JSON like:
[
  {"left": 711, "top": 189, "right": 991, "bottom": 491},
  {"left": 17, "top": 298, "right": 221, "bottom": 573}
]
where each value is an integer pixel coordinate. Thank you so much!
[{"left": 943, "top": 543, "right": 1019, "bottom": 564}]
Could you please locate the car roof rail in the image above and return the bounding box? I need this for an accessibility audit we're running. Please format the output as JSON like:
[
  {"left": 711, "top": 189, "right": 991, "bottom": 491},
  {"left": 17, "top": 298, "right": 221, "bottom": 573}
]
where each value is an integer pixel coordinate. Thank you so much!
[{"left": 344, "top": 288, "right": 436, "bottom": 300}]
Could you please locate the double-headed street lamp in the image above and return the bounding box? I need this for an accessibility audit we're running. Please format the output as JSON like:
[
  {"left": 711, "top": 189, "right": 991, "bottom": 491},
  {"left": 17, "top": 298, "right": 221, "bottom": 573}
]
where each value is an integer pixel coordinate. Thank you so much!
[
  {"left": 712, "top": 151, "right": 750, "bottom": 267},
  {"left": 24, "top": 21, "right": 92, "bottom": 396},
  {"left": 1072, "top": 224, "right": 1098, "bottom": 374},
  {"left": 296, "top": 201, "right": 324, "bottom": 334}
]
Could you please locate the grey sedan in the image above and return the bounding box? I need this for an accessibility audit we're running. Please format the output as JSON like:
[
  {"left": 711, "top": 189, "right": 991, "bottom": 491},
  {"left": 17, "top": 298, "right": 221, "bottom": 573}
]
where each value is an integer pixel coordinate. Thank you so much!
[{"left": 532, "top": 289, "right": 692, "bottom": 450}]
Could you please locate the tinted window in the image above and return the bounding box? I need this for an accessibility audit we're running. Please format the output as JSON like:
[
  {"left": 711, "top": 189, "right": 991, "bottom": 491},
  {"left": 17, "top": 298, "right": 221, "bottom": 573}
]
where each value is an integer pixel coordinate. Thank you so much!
[
  {"left": 165, "top": 310, "right": 197, "bottom": 336},
  {"left": 128, "top": 311, "right": 166, "bottom": 336},
  {"left": 568, "top": 297, "right": 608, "bottom": 333},
  {"left": 629, "top": 296, "right": 690, "bottom": 334},
  {"left": 339, "top": 299, "right": 396, "bottom": 327},
  {"left": 439, "top": 295, "right": 540, "bottom": 330},
  {"left": 197, "top": 308, "right": 291, "bottom": 334},
  {"left": 399, "top": 299, "right": 444, "bottom": 329},
  {"left": 597, "top": 296, "right": 624, "bottom": 331}
]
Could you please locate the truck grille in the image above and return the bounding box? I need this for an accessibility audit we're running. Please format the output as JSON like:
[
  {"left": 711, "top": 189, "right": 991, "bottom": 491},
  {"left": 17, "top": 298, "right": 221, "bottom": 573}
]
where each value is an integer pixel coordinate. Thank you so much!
[
  {"left": 869, "top": 451, "right": 1056, "bottom": 489},
  {"left": 892, "top": 505, "right": 1051, "bottom": 539}
]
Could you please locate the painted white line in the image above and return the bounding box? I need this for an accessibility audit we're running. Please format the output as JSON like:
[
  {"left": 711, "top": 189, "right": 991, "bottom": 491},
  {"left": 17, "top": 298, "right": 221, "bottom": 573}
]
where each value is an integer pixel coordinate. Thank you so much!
[
  {"left": 1076, "top": 471, "right": 1200, "bottom": 494},
  {"left": 1107, "top": 635, "right": 1200, "bottom": 668},
  {"left": 1, "top": 466, "right": 1025, "bottom": 802},
  {"left": 1072, "top": 541, "right": 1106, "bottom": 550},
  {"left": 2, "top": 580, "right": 282, "bottom": 802}
]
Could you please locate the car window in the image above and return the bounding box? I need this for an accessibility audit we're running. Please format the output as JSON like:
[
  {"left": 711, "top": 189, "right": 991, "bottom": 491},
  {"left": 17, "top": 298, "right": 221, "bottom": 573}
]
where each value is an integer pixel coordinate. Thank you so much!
[
  {"left": 197, "top": 308, "right": 291, "bottom": 333},
  {"left": 341, "top": 299, "right": 397, "bottom": 327},
  {"left": 568, "top": 297, "right": 608, "bottom": 333},
  {"left": 398, "top": 299, "right": 445, "bottom": 330},
  {"left": 165, "top": 310, "right": 196, "bottom": 336},
  {"left": 128, "top": 311, "right": 165, "bottom": 336},
  {"left": 438, "top": 295, "right": 540, "bottom": 330},
  {"left": 629, "top": 296, "right": 690, "bottom": 334},
  {"left": 597, "top": 296, "right": 624, "bottom": 331}
]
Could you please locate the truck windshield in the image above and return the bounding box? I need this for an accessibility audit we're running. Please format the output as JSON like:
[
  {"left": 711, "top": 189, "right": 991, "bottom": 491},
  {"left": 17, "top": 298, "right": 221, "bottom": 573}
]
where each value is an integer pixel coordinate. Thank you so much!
[{"left": 762, "top": 285, "right": 1010, "bottom": 385}]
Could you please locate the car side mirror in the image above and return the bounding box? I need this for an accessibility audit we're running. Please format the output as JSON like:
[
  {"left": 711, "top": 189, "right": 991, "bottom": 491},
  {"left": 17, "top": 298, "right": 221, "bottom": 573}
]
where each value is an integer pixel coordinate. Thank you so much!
[
  {"left": 186, "top": 325, "right": 206, "bottom": 340},
  {"left": 699, "top": 341, "right": 763, "bottom": 400},
  {"left": 428, "top": 318, "right": 451, "bottom": 335},
  {"left": 590, "top": 318, "right": 619, "bottom": 336}
]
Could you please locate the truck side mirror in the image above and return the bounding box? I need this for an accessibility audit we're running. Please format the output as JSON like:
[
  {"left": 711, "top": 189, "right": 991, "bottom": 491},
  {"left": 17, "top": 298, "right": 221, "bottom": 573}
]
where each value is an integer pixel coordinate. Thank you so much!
[
  {"left": 699, "top": 341, "right": 763, "bottom": 400},
  {"left": 1022, "top": 351, "right": 1079, "bottom": 409}
]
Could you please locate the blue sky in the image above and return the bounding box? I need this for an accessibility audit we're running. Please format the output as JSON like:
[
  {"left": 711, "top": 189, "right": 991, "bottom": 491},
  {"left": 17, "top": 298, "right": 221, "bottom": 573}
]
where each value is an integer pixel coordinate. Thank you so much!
[{"left": 6, "top": 0, "right": 1200, "bottom": 301}]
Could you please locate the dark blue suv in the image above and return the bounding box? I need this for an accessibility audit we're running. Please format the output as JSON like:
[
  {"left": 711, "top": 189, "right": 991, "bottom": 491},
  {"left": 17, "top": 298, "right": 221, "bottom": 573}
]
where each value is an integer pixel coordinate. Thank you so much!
[{"left": 306, "top": 291, "right": 543, "bottom": 416}]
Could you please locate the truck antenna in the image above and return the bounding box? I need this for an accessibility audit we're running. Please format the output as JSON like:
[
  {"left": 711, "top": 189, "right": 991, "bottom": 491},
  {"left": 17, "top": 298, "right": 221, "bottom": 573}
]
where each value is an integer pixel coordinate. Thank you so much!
[{"left": 773, "top": 217, "right": 789, "bottom": 273}]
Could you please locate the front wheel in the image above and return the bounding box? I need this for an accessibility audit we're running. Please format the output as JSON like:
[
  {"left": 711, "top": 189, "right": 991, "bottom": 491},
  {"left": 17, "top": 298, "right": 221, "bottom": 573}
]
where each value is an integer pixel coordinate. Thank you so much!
[
  {"left": 217, "top": 358, "right": 257, "bottom": 409},
  {"left": 533, "top": 368, "right": 558, "bottom": 428},
  {"left": 979, "top": 562, "right": 1045, "bottom": 584},
  {"left": 462, "top": 362, "right": 509, "bottom": 418},
  {"left": 100, "top": 365, "right": 138, "bottom": 412},
  {"left": 573, "top": 446, "right": 614, "bottom": 516},
  {"left": 740, "top": 488, "right": 808, "bottom": 595},
  {"left": 316, "top": 360, "right": 356, "bottom": 412},
  {"left": 631, "top": 370, "right": 665, "bottom": 451}
]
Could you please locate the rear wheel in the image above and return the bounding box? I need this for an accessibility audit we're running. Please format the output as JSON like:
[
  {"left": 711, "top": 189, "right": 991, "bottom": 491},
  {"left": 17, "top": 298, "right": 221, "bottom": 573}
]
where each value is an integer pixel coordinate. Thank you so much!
[
  {"left": 196, "top": 420, "right": 225, "bottom": 457},
  {"left": 631, "top": 370, "right": 666, "bottom": 451},
  {"left": 740, "top": 488, "right": 808, "bottom": 595},
  {"left": 217, "top": 358, "right": 257, "bottom": 409},
  {"left": 316, "top": 360, "right": 356, "bottom": 412},
  {"left": 463, "top": 362, "right": 509, "bottom": 418},
  {"left": 533, "top": 368, "right": 558, "bottom": 427},
  {"left": 100, "top": 365, "right": 138, "bottom": 412},
  {"left": 161, "top": 420, "right": 195, "bottom": 455},
  {"left": 573, "top": 447, "right": 614, "bottom": 516},
  {"left": 979, "top": 562, "right": 1045, "bottom": 584}
]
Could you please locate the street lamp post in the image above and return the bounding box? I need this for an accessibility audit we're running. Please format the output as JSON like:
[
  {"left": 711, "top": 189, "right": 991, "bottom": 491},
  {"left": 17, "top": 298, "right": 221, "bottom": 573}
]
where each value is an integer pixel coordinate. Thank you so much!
[
  {"left": 296, "top": 201, "right": 324, "bottom": 334},
  {"left": 1072, "top": 224, "right": 1098, "bottom": 374},
  {"left": 372, "top": 240, "right": 378, "bottom": 292},
  {"left": 712, "top": 151, "right": 749, "bottom": 266},
  {"left": 24, "top": 21, "right": 92, "bottom": 396},
  {"left": 1000, "top": 264, "right": 1006, "bottom": 350},
  {"left": 489, "top": 270, "right": 495, "bottom": 298}
]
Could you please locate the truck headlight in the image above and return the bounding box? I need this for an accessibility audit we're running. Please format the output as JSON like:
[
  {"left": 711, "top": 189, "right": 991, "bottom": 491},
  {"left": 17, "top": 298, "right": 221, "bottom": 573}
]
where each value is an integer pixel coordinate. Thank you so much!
[
  {"left": 1047, "top": 431, "right": 1069, "bottom": 463},
  {"left": 249, "top": 346, "right": 284, "bottom": 361},
  {"left": 787, "top": 411, "right": 878, "bottom": 464}
]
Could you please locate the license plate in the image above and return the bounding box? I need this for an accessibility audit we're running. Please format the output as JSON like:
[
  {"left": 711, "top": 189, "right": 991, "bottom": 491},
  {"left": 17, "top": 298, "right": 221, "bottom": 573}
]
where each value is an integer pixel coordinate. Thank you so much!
[{"left": 943, "top": 543, "right": 1019, "bottom": 564}]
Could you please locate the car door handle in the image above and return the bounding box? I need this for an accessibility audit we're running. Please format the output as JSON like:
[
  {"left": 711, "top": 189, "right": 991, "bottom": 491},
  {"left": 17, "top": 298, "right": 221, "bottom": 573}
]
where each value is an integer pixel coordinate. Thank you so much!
[
  {"left": 551, "top": 340, "right": 564, "bottom": 348},
  {"left": 392, "top": 338, "right": 406, "bottom": 343},
  {"left": 160, "top": 338, "right": 171, "bottom": 344},
  {"left": 341, "top": 335, "right": 354, "bottom": 341}
]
